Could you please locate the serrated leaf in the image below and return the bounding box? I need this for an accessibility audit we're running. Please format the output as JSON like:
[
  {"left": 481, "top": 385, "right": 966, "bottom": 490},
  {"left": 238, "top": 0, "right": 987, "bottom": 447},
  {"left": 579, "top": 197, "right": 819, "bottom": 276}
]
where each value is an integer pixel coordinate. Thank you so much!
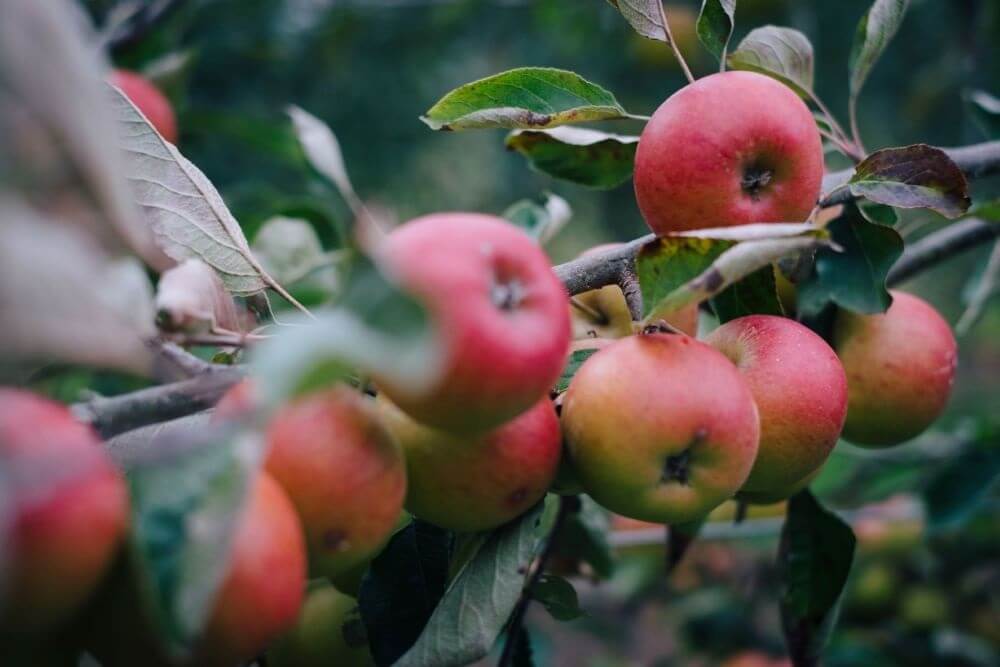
[
  {"left": 605, "top": 0, "right": 669, "bottom": 43},
  {"left": 421, "top": 68, "right": 628, "bottom": 131},
  {"left": 727, "top": 25, "right": 815, "bottom": 97},
  {"left": 530, "top": 574, "right": 583, "bottom": 621},
  {"left": 779, "top": 491, "right": 856, "bottom": 666},
  {"left": 395, "top": 500, "right": 551, "bottom": 667},
  {"left": 848, "top": 144, "right": 971, "bottom": 218},
  {"left": 287, "top": 106, "right": 363, "bottom": 209},
  {"left": 697, "top": 0, "right": 737, "bottom": 63},
  {"left": 556, "top": 348, "right": 601, "bottom": 394},
  {"left": 797, "top": 207, "right": 903, "bottom": 318},
  {"left": 108, "top": 85, "right": 294, "bottom": 300},
  {"left": 251, "top": 253, "right": 443, "bottom": 407},
  {"left": 849, "top": 0, "right": 908, "bottom": 109},
  {"left": 502, "top": 193, "right": 572, "bottom": 245},
  {"left": 0, "top": 0, "right": 167, "bottom": 270},
  {"left": 505, "top": 127, "right": 638, "bottom": 189},
  {"left": 923, "top": 443, "right": 1000, "bottom": 530},
  {"left": 359, "top": 520, "right": 451, "bottom": 667},
  {"left": 125, "top": 422, "right": 265, "bottom": 658},
  {"left": 0, "top": 196, "right": 155, "bottom": 375},
  {"left": 711, "top": 265, "right": 784, "bottom": 323}
]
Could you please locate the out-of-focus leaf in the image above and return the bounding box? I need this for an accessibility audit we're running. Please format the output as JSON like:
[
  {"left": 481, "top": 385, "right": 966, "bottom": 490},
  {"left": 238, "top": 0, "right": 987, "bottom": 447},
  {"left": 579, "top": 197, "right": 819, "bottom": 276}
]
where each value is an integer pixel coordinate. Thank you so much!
[
  {"left": 923, "top": 444, "right": 1000, "bottom": 530},
  {"left": 857, "top": 201, "right": 898, "bottom": 226},
  {"left": 849, "top": 0, "right": 909, "bottom": 114},
  {"left": 530, "top": 574, "right": 583, "bottom": 621},
  {"left": 125, "top": 422, "right": 265, "bottom": 659},
  {"left": 604, "top": 0, "right": 670, "bottom": 43},
  {"left": 553, "top": 496, "right": 614, "bottom": 579},
  {"left": 847, "top": 144, "right": 970, "bottom": 218},
  {"left": 556, "top": 348, "right": 600, "bottom": 394},
  {"left": 287, "top": 106, "right": 364, "bottom": 211},
  {"left": 252, "top": 216, "right": 342, "bottom": 293},
  {"left": 155, "top": 259, "right": 242, "bottom": 335},
  {"left": 109, "top": 85, "right": 299, "bottom": 305},
  {"left": 697, "top": 0, "right": 737, "bottom": 63},
  {"left": 502, "top": 193, "right": 572, "bottom": 245},
  {"left": 0, "top": 196, "right": 155, "bottom": 375},
  {"left": 966, "top": 198, "right": 1000, "bottom": 222},
  {"left": 505, "top": 127, "right": 638, "bottom": 189},
  {"left": 0, "top": 0, "right": 165, "bottom": 269},
  {"left": 798, "top": 207, "right": 903, "bottom": 317},
  {"left": 359, "top": 520, "right": 451, "bottom": 667},
  {"left": 251, "top": 253, "right": 442, "bottom": 407},
  {"left": 727, "top": 26, "right": 815, "bottom": 98},
  {"left": 673, "top": 222, "right": 822, "bottom": 241},
  {"left": 421, "top": 68, "right": 628, "bottom": 131},
  {"left": 779, "top": 490, "right": 856, "bottom": 666},
  {"left": 711, "top": 265, "right": 784, "bottom": 323},
  {"left": 396, "top": 499, "right": 553, "bottom": 667},
  {"left": 966, "top": 90, "right": 1000, "bottom": 139}
]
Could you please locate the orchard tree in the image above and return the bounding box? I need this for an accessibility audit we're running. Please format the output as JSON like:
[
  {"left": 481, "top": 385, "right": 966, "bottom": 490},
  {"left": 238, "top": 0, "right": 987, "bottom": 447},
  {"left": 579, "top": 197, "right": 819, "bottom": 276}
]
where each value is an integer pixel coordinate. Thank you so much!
[{"left": 0, "top": 1, "right": 998, "bottom": 666}]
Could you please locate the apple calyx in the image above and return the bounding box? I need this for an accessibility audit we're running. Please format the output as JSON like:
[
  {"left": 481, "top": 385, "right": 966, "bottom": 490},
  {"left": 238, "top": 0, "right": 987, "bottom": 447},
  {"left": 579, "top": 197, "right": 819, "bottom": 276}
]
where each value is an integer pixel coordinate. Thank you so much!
[
  {"left": 490, "top": 277, "right": 524, "bottom": 311},
  {"left": 661, "top": 427, "right": 707, "bottom": 485},
  {"left": 741, "top": 161, "right": 775, "bottom": 201}
]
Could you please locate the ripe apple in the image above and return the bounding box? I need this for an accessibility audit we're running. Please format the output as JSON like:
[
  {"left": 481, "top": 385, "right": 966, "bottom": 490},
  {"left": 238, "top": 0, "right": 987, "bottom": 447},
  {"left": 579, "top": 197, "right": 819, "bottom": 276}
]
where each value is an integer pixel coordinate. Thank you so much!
[
  {"left": 0, "top": 388, "right": 128, "bottom": 633},
  {"left": 572, "top": 243, "right": 698, "bottom": 339},
  {"left": 377, "top": 397, "right": 561, "bottom": 532},
  {"left": 269, "top": 581, "right": 374, "bottom": 667},
  {"left": 216, "top": 382, "right": 407, "bottom": 579},
  {"left": 634, "top": 71, "right": 824, "bottom": 234},
  {"left": 375, "top": 213, "right": 571, "bottom": 434},
  {"left": 561, "top": 334, "right": 760, "bottom": 523},
  {"left": 706, "top": 315, "right": 847, "bottom": 502},
  {"left": 833, "top": 291, "right": 957, "bottom": 447},
  {"left": 109, "top": 69, "right": 178, "bottom": 144}
]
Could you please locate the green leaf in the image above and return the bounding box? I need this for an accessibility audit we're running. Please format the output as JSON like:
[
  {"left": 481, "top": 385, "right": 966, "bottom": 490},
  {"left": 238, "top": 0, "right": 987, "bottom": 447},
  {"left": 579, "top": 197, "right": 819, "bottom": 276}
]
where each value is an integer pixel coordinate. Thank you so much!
[
  {"left": 638, "top": 237, "right": 732, "bottom": 320},
  {"left": 530, "top": 574, "right": 583, "bottom": 621},
  {"left": 556, "top": 348, "right": 600, "bottom": 394},
  {"left": 552, "top": 496, "right": 614, "bottom": 579},
  {"left": 849, "top": 0, "right": 909, "bottom": 110},
  {"left": 848, "top": 144, "right": 971, "bottom": 219},
  {"left": 604, "top": 0, "right": 669, "bottom": 43},
  {"left": 727, "top": 26, "right": 815, "bottom": 98},
  {"left": 502, "top": 193, "right": 572, "bottom": 245},
  {"left": 779, "top": 490, "right": 856, "bottom": 666},
  {"left": 421, "top": 68, "right": 628, "bottom": 131},
  {"left": 797, "top": 207, "right": 904, "bottom": 318},
  {"left": 966, "top": 198, "right": 1000, "bottom": 222},
  {"left": 358, "top": 520, "right": 451, "bottom": 667},
  {"left": 251, "top": 253, "right": 443, "bottom": 407},
  {"left": 923, "top": 443, "right": 1000, "bottom": 530},
  {"left": 396, "top": 500, "right": 552, "bottom": 667},
  {"left": 697, "top": 0, "right": 737, "bottom": 63},
  {"left": 711, "top": 265, "right": 784, "bottom": 323},
  {"left": 125, "top": 423, "right": 265, "bottom": 658},
  {"left": 252, "top": 216, "right": 343, "bottom": 292},
  {"left": 857, "top": 201, "right": 898, "bottom": 226},
  {"left": 966, "top": 90, "right": 1000, "bottom": 140},
  {"left": 505, "top": 127, "right": 638, "bottom": 189},
  {"left": 287, "top": 105, "right": 364, "bottom": 213}
]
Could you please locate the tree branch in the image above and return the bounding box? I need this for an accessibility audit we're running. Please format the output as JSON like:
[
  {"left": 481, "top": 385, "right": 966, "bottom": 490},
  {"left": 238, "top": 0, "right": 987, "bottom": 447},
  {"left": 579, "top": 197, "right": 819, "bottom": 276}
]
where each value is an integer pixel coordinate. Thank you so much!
[
  {"left": 105, "top": 0, "right": 188, "bottom": 53},
  {"left": 887, "top": 218, "right": 999, "bottom": 286}
]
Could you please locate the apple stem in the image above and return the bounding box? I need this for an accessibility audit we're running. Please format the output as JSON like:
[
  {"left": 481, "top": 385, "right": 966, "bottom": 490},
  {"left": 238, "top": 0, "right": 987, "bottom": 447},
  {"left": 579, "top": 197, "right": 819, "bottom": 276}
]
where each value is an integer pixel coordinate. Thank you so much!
[
  {"left": 658, "top": 2, "right": 696, "bottom": 84},
  {"left": 809, "top": 93, "right": 864, "bottom": 162},
  {"left": 734, "top": 499, "right": 748, "bottom": 524}
]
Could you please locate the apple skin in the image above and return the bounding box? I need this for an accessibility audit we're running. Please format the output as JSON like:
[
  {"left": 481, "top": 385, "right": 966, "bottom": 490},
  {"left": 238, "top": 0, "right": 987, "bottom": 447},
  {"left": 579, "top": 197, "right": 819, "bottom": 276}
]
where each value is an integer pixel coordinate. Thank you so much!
[
  {"left": 634, "top": 71, "right": 823, "bottom": 234},
  {"left": 833, "top": 291, "right": 957, "bottom": 447},
  {"left": 226, "top": 385, "right": 408, "bottom": 579},
  {"left": 0, "top": 388, "right": 129, "bottom": 633},
  {"left": 706, "top": 315, "right": 847, "bottom": 502},
  {"left": 375, "top": 213, "right": 571, "bottom": 435},
  {"left": 573, "top": 244, "right": 698, "bottom": 339},
  {"left": 377, "top": 397, "right": 561, "bottom": 532},
  {"left": 269, "top": 581, "right": 374, "bottom": 667},
  {"left": 561, "top": 334, "right": 760, "bottom": 524},
  {"left": 109, "top": 69, "right": 178, "bottom": 144}
]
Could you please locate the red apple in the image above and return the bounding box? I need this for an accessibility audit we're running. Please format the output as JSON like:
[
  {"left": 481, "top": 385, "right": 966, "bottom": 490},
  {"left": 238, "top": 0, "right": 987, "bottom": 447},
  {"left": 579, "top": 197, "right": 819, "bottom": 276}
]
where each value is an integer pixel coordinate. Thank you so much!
[
  {"left": 375, "top": 213, "right": 571, "bottom": 434},
  {"left": 109, "top": 69, "right": 178, "bottom": 144},
  {"left": 217, "top": 383, "right": 407, "bottom": 579},
  {"left": 634, "top": 71, "right": 824, "bottom": 234},
  {"left": 706, "top": 315, "right": 847, "bottom": 502},
  {"left": 377, "top": 397, "right": 561, "bottom": 532},
  {"left": 561, "top": 334, "right": 760, "bottom": 523},
  {"left": 833, "top": 291, "right": 957, "bottom": 447},
  {"left": 0, "top": 389, "right": 128, "bottom": 633}
]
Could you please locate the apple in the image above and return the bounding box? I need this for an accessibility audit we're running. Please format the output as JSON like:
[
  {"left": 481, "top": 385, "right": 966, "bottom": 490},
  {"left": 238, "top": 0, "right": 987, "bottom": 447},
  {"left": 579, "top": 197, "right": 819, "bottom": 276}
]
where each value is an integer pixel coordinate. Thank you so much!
[
  {"left": 572, "top": 243, "right": 698, "bottom": 339},
  {"left": 216, "top": 382, "right": 407, "bottom": 579},
  {"left": 377, "top": 397, "right": 561, "bottom": 532},
  {"left": 706, "top": 315, "right": 847, "bottom": 502},
  {"left": 375, "top": 213, "right": 571, "bottom": 434},
  {"left": 109, "top": 69, "right": 178, "bottom": 144},
  {"left": 634, "top": 71, "right": 824, "bottom": 234},
  {"left": 833, "top": 291, "right": 957, "bottom": 447},
  {"left": 721, "top": 652, "right": 792, "bottom": 667},
  {"left": 561, "top": 334, "right": 760, "bottom": 524},
  {"left": 269, "top": 581, "right": 374, "bottom": 667},
  {"left": 0, "top": 388, "right": 128, "bottom": 633}
]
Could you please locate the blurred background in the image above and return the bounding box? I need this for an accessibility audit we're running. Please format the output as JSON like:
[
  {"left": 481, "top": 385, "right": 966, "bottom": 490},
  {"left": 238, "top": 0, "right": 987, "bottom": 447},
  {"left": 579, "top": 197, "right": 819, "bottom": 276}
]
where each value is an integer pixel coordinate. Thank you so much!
[{"left": 67, "top": 0, "right": 1000, "bottom": 665}]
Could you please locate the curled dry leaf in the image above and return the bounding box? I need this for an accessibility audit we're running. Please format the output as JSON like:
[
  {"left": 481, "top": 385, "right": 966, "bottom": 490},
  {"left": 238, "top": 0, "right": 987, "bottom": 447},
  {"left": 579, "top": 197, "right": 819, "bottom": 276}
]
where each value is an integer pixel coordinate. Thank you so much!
[{"left": 155, "top": 259, "right": 242, "bottom": 335}]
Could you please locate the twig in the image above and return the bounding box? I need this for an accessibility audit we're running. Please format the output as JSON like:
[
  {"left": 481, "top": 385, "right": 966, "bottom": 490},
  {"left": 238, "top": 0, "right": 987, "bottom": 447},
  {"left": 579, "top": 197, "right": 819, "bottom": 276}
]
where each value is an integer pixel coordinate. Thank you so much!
[
  {"left": 150, "top": 340, "right": 218, "bottom": 381},
  {"left": 498, "top": 496, "right": 574, "bottom": 667},
  {"left": 618, "top": 266, "right": 644, "bottom": 322},
  {"left": 887, "top": 218, "right": 1000, "bottom": 287},
  {"left": 658, "top": 2, "right": 695, "bottom": 84},
  {"left": 956, "top": 239, "right": 1000, "bottom": 335},
  {"left": 105, "top": 0, "right": 188, "bottom": 53}
]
